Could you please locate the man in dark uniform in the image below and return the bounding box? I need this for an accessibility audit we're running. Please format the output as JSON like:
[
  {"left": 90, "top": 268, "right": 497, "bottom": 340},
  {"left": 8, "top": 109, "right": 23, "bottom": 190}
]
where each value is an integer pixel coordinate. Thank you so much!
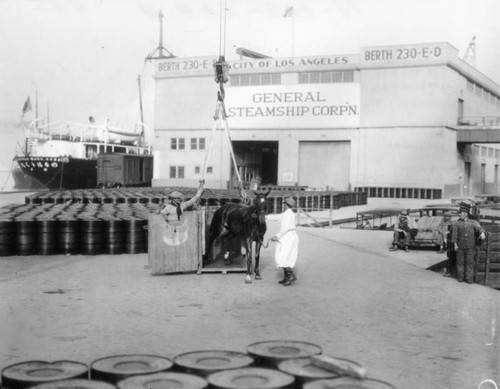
[{"left": 450, "top": 203, "right": 485, "bottom": 283}]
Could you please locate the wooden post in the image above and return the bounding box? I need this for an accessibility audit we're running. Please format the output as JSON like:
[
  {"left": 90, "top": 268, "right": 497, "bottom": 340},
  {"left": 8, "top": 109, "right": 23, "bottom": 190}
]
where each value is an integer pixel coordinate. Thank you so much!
[{"left": 485, "top": 232, "right": 491, "bottom": 286}]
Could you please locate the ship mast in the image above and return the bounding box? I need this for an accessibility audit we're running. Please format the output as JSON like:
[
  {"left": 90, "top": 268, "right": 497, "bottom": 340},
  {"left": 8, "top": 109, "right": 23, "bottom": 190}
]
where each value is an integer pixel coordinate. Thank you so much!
[
  {"left": 137, "top": 75, "right": 144, "bottom": 125},
  {"left": 145, "top": 10, "right": 175, "bottom": 60}
]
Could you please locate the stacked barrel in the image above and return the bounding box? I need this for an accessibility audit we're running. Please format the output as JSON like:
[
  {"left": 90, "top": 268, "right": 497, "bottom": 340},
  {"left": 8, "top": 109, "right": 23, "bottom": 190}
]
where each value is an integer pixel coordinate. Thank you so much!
[
  {"left": 0, "top": 340, "right": 395, "bottom": 388},
  {"left": 0, "top": 187, "right": 367, "bottom": 257},
  {"left": 0, "top": 203, "right": 153, "bottom": 257}
]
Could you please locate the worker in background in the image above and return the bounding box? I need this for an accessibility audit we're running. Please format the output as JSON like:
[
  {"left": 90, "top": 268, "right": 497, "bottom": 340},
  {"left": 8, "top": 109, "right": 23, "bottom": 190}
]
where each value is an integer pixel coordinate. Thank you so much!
[
  {"left": 436, "top": 211, "right": 453, "bottom": 254},
  {"left": 450, "top": 203, "right": 486, "bottom": 284},
  {"left": 389, "top": 210, "right": 411, "bottom": 252},
  {"left": 158, "top": 180, "right": 205, "bottom": 222}
]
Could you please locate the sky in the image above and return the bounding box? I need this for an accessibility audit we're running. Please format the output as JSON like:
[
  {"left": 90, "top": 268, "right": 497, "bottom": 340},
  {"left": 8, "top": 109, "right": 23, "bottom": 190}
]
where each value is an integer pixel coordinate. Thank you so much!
[{"left": 1, "top": 0, "right": 500, "bottom": 129}]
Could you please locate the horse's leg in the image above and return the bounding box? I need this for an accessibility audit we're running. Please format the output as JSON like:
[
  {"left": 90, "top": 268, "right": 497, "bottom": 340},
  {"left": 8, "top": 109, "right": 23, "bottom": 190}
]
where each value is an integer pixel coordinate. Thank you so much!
[
  {"left": 203, "top": 228, "right": 218, "bottom": 266},
  {"left": 254, "top": 239, "right": 262, "bottom": 280},
  {"left": 244, "top": 237, "right": 253, "bottom": 284},
  {"left": 217, "top": 228, "right": 233, "bottom": 265}
]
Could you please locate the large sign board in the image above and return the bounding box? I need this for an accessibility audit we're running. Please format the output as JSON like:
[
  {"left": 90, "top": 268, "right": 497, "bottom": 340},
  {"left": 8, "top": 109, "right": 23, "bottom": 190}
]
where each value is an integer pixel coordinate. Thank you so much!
[
  {"left": 361, "top": 42, "right": 455, "bottom": 66},
  {"left": 155, "top": 54, "right": 359, "bottom": 78},
  {"left": 224, "top": 84, "right": 360, "bottom": 129}
]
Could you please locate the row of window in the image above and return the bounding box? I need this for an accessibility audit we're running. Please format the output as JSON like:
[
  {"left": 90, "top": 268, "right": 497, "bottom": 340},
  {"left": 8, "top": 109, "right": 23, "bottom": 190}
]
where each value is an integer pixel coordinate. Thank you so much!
[
  {"left": 171, "top": 137, "right": 205, "bottom": 150},
  {"left": 467, "top": 79, "right": 500, "bottom": 106},
  {"left": 231, "top": 73, "right": 281, "bottom": 86},
  {"left": 230, "top": 71, "right": 355, "bottom": 87},
  {"left": 298, "top": 71, "right": 354, "bottom": 84},
  {"left": 170, "top": 165, "right": 213, "bottom": 179},
  {"left": 473, "top": 144, "right": 500, "bottom": 159}
]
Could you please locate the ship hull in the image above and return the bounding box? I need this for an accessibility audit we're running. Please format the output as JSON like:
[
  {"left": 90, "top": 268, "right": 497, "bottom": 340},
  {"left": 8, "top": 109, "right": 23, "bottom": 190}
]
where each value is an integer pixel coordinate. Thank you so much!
[{"left": 15, "top": 156, "right": 98, "bottom": 190}]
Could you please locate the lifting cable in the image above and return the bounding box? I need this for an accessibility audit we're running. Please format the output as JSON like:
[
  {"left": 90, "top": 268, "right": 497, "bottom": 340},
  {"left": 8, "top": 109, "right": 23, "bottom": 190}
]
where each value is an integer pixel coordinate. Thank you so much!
[{"left": 201, "top": 0, "right": 247, "bottom": 202}]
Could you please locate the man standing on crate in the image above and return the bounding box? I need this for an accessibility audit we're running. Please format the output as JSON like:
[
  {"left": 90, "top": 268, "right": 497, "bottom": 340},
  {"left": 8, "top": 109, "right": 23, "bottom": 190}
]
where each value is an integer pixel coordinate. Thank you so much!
[
  {"left": 450, "top": 203, "right": 485, "bottom": 283},
  {"left": 158, "top": 180, "right": 205, "bottom": 222}
]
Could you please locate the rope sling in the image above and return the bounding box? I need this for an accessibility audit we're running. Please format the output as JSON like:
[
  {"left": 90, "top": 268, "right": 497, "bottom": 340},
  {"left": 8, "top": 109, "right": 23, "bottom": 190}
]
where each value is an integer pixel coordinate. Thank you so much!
[{"left": 200, "top": 0, "right": 248, "bottom": 203}]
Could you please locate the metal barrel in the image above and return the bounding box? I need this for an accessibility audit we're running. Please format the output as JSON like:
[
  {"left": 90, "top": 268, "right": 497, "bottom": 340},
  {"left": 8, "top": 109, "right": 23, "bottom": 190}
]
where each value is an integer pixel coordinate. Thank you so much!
[
  {"left": 32, "top": 379, "right": 116, "bottom": 389},
  {"left": 303, "top": 377, "right": 396, "bottom": 389},
  {"left": 56, "top": 216, "right": 81, "bottom": 255},
  {"left": 246, "top": 341, "right": 322, "bottom": 368},
  {"left": 117, "top": 372, "right": 207, "bottom": 389},
  {"left": 123, "top": 217, "right": 147, "bottom": 254},
  {"left": 0, "top": 217, "right": 15, "bottom": 256},
  {"left": 80, "top": 217, "right": 105, "bottom": 255},
  {"left": 35, "top": 218, "right": 58, "bottom": 256},
  {"left": 173, "top": 350, "right": 254, "bottom": 377},
  {"left": 1, "top": 360, "right": 88, "bottom": 389},
  {"left": 207, "top": 367, "right": 295, "bottom": 389},
  {"left": 90, "top": 355, "right": 173, "bottom": 384},
  {"left": 13, "top": 217, "right": 37, "bottom": 256},
  {"left": 104, "top": 217, "right": 126, "bottom": 255}
]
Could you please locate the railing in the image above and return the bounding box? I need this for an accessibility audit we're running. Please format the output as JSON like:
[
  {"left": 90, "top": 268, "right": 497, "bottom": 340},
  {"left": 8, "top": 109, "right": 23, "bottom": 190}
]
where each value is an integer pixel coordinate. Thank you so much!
[{"left": 458, "top": 116, "right": 500, "bottom": 126}]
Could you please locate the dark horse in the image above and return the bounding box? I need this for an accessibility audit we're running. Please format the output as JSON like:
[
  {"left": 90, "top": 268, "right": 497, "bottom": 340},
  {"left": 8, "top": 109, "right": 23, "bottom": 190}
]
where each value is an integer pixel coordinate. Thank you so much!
[{"left": 204, "top": 191, "right": 271, "bottom": 283}]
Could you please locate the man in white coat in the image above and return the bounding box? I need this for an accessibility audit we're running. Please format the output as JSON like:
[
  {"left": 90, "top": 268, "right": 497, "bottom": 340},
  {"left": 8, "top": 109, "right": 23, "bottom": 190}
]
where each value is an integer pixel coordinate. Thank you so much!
[{"left": 271, "top": 197, "right": 299, "bottom": 286}]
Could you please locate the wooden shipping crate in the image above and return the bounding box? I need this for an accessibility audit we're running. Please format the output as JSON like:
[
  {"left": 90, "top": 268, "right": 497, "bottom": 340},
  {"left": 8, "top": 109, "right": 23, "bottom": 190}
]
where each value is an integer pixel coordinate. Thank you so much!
[
  {"left": 148, "top": 212, "right": 202, "bottom": 275},
  {"left": 148, "top": 209, "right": 246, "bottom": 275}
]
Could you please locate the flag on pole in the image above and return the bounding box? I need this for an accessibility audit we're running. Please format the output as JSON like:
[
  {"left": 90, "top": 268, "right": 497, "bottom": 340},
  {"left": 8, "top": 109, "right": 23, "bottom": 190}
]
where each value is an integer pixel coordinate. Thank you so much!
[
  {"left": 283, "top": 6, "right": 293, "bottom": 18},
  {"left": 21, "top": 96, "right": 32, "bottom": 117}
]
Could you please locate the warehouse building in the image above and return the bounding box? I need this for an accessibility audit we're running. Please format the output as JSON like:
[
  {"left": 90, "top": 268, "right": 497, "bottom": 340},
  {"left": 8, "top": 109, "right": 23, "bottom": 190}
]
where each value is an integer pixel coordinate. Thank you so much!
[{"left": 151, "top": 41, "right": 500, "bottom": 199}]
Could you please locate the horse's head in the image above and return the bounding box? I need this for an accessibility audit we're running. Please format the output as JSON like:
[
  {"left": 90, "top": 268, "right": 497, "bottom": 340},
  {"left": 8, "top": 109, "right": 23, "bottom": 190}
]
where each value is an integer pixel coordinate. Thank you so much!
[{"left": 252, "top": 190, "right": 271, "bottom": 224}]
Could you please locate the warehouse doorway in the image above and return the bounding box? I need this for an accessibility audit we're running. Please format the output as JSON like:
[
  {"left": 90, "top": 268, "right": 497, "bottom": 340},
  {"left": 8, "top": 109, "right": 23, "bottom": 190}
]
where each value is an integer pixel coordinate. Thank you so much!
[
  {"left": 231, "top": 141, "right": 278, "bottom": 188},
  {"left": 298, "top": 141, "right": 351, "bottom": 190}
]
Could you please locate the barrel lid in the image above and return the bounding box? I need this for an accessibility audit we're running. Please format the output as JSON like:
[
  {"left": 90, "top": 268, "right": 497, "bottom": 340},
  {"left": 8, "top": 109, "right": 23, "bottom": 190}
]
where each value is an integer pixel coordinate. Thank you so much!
[
  {"left": 246, "top": 341, "right": 322, "bottom": 362},
  {"left": 207, "top": 367, "right": 294, "bottom": 389},
  {"left": 117, "top": 372, "right": 208, "bottom": 389},
  {"left": 303, "top": 377, "right": 396, "bottom": 389},
  {"left": 174, "top": 350, "right": 254, "bottom": 374},
  {"left": 1, "top": 360, "right": 88, "bottom": 386},
  {"left": 32, "top": 379, "right": 115, "bottom": 389},
  {"left": 90, "top": 355, "right": 173, "bottom": 376},
  {"left": 277, "top": 358, "right": 340, "bottom": 380}
]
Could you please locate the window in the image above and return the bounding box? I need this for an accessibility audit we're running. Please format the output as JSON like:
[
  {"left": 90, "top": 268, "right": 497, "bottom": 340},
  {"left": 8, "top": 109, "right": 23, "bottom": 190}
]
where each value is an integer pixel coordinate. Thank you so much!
[
  {"left": 170, "top": 166, "right": 184, "bottom": 178},
  {"left": 207, "top": 166, "right": 213, "bottom": 174},
  {"left": 170, "top": 138, "right": 185, "bottom": 150},
  {"left": 194, "top": 166, "right": 200, "bottom": 174},
  {"left": 298, "top": 71, "right": 354, "bottom": 84},
  {"left": 230, "top": 73, "right": 281, "bottom": 86},
  {"left": 190, "top": 137, "right": 206, "bottom": 150},
  {"left": 240, "top": 75, "right": 250, "bottom": 86}
]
